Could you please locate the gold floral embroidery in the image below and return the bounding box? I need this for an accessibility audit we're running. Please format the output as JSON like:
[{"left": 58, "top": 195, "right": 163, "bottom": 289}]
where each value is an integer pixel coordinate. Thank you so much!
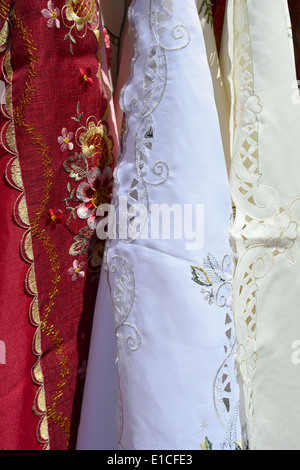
[
  {"left": 65, "top": 0, "right": 96, "bottom": 26},
  {"left": 78, "top": 118, "right": 114, "bottom": 168},
  {"left": 62, "top": 0, "right": 100, "bottom": 54}
]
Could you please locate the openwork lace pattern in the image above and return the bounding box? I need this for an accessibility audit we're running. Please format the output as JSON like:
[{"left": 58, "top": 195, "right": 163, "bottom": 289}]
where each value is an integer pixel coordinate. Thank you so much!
[
  {"left": 230, "top": 0, "right": 300, "bottom": 449},
  {"left": 117, "top": 0, "right": 190, "bottom": 242},
  {"left": 192, "top": 253, "right": 241, "bottom": 449}
]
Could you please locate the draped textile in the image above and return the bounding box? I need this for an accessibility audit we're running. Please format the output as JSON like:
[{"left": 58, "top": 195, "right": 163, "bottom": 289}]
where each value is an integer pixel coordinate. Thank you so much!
[
  {"left": 0, "top": 0, "right": 117, "bottom": 450},
  {"left": 221, "top": 0, "right": 300, "bottom": 450},
  {"left": 77, "top": 0, "right": 241, "bottom": 451},
  {"left": 2, "top": 0, "right": 300, "bottom": 452}
]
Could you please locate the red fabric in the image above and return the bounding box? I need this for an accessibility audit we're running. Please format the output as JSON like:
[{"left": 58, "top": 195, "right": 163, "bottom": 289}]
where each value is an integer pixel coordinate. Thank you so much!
[
  {"left": 288, "top": 0, "right": 300, "bottom": 80},
  {"left": 213, "top": 0, "right": 226, "bottom": 54},
  {"left": 0, "top": 0, "right": 118, "bottom": 450}
]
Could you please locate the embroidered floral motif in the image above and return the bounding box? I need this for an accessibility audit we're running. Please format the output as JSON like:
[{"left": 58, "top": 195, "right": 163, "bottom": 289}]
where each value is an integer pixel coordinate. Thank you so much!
[
  {"left": 237, "top": 339, "right": 258, "bottom": 384},
  {"left": 235, "top": 87, "right": 263, "bottom": 128},
  {"left": 78, "top": 67, "right": 94, "bottom": 91},
  {"left": 78, "top": 120, "right": 114, "bottom": 169},
  {"left": 61, "top": 101, "right": 115, "bottom": 284},
  {"left": 200, "top": 437, "right": 213, "bottom": 450},
  {"left": 58, "top": 127, "right": 74, "bottom": 152},
  {"left": 200, "top": 437, "right": 244, "bottom": 451},
  {"left": 41, "top": 1, "right": 61, "bottom": 29},
  {"left": 68, "top": 227, "right": 93, "bottom": 256},
  {"left": 45, "top": 209, "right": 63, "bottom": 230},
  {"left": 63, "top": 152, "right": 88, "bottom": 182},
  {"left": 62, "top": 0, "right": 99, "bottom": 55},
  {"left": 68, "top": 259, "right": 85, "bottom": 281},
  {"left": 76, "top": 166, "right": 114, "bottom": 229},
  {"left": 265, "top": 212, "right": 298, "bottom": 255},
  {"left": 191, "top": 253, "right": 239, "bottom": 450},
  {"left": 65, "top": 0, "right": 98, "bottom": 29},
  {"left": 191, "top": 253, "right": 233, "bottom": 311}
]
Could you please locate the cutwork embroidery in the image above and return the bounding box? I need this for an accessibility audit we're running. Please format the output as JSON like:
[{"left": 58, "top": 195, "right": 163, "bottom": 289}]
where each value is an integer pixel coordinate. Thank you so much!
[
  {"left": 191, "top": 253, "right": 240, "bottom": 450},
  {"left": 107, "top": 254, "right": 140, "bottom": 444},
  {"left": 115, "top": 0, "right": 190, "bottom": 242},
  {"left": 229, "top": 0, "right": 300, "bottom": 449}
]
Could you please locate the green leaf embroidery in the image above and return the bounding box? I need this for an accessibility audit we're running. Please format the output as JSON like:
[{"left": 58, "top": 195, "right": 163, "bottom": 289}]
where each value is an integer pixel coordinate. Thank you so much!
[
  {"left": 191, "top": 265, "right": 212, "bottom": 287},
  {"left": 71, "top": 102, "right": 84, "bottom": 123},
  {"left": 235, "top": 442, "right": 244, "bottom": 451},
  {"left": 198, "top": 0, "right": 213, "bottom": 27},
  {"left": 69, "top": 228, "right": 94, "bottom": 256},
  {"left": 63, "top": 152, "right": 89, "bottom": 181},
  {"left": 203, "top": 252, "right": 225, "bottom": 284},
  {"left": 200, "top": 437, "right": 213, "bottom": 450}
]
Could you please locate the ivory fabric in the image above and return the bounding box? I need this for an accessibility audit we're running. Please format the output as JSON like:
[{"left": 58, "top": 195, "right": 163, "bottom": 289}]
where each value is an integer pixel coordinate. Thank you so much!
[
  {"left": 221, "top": 0, "right": 300, "bottom": 450},
  {"left": 77, "top": 0, "right": 241, "bottom": 451}
]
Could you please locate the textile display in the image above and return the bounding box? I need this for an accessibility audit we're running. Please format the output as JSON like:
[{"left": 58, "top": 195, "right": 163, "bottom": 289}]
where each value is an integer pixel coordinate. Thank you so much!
[{"left": 1, "top": 0, "right": 300, "bottom": 451}]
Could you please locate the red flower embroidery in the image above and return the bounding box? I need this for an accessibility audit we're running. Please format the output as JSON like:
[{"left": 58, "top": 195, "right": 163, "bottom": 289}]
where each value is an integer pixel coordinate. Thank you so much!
[
  {"left": 78, "top": 67, "right": 93, "bottom": 91},
  {"left": 76, "top": 166, "right": 114, "bottom": 229},
  {"left": 46, "top": 209, "right": 62, "bottom": 230}
]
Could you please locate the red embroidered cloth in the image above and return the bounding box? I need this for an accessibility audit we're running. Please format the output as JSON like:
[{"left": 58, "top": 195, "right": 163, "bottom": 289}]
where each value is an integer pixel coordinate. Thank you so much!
[{"left": 0, "top": 0, "right": 117, "bottom": 450}]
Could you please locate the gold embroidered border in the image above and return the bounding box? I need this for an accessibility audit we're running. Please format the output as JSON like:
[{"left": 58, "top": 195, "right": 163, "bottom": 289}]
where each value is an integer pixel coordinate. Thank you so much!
[
  {"left": 2, "top": 42, "right": 50, "bottom": 448},
  {"left": 12, "top": 10, "right": 71, "bottom": 446}
]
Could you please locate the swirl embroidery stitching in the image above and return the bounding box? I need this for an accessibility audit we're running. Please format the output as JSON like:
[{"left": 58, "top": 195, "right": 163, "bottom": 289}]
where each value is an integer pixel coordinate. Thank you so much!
[{"left": 117, "top": 0, "right": 190, "bottom": 242}]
